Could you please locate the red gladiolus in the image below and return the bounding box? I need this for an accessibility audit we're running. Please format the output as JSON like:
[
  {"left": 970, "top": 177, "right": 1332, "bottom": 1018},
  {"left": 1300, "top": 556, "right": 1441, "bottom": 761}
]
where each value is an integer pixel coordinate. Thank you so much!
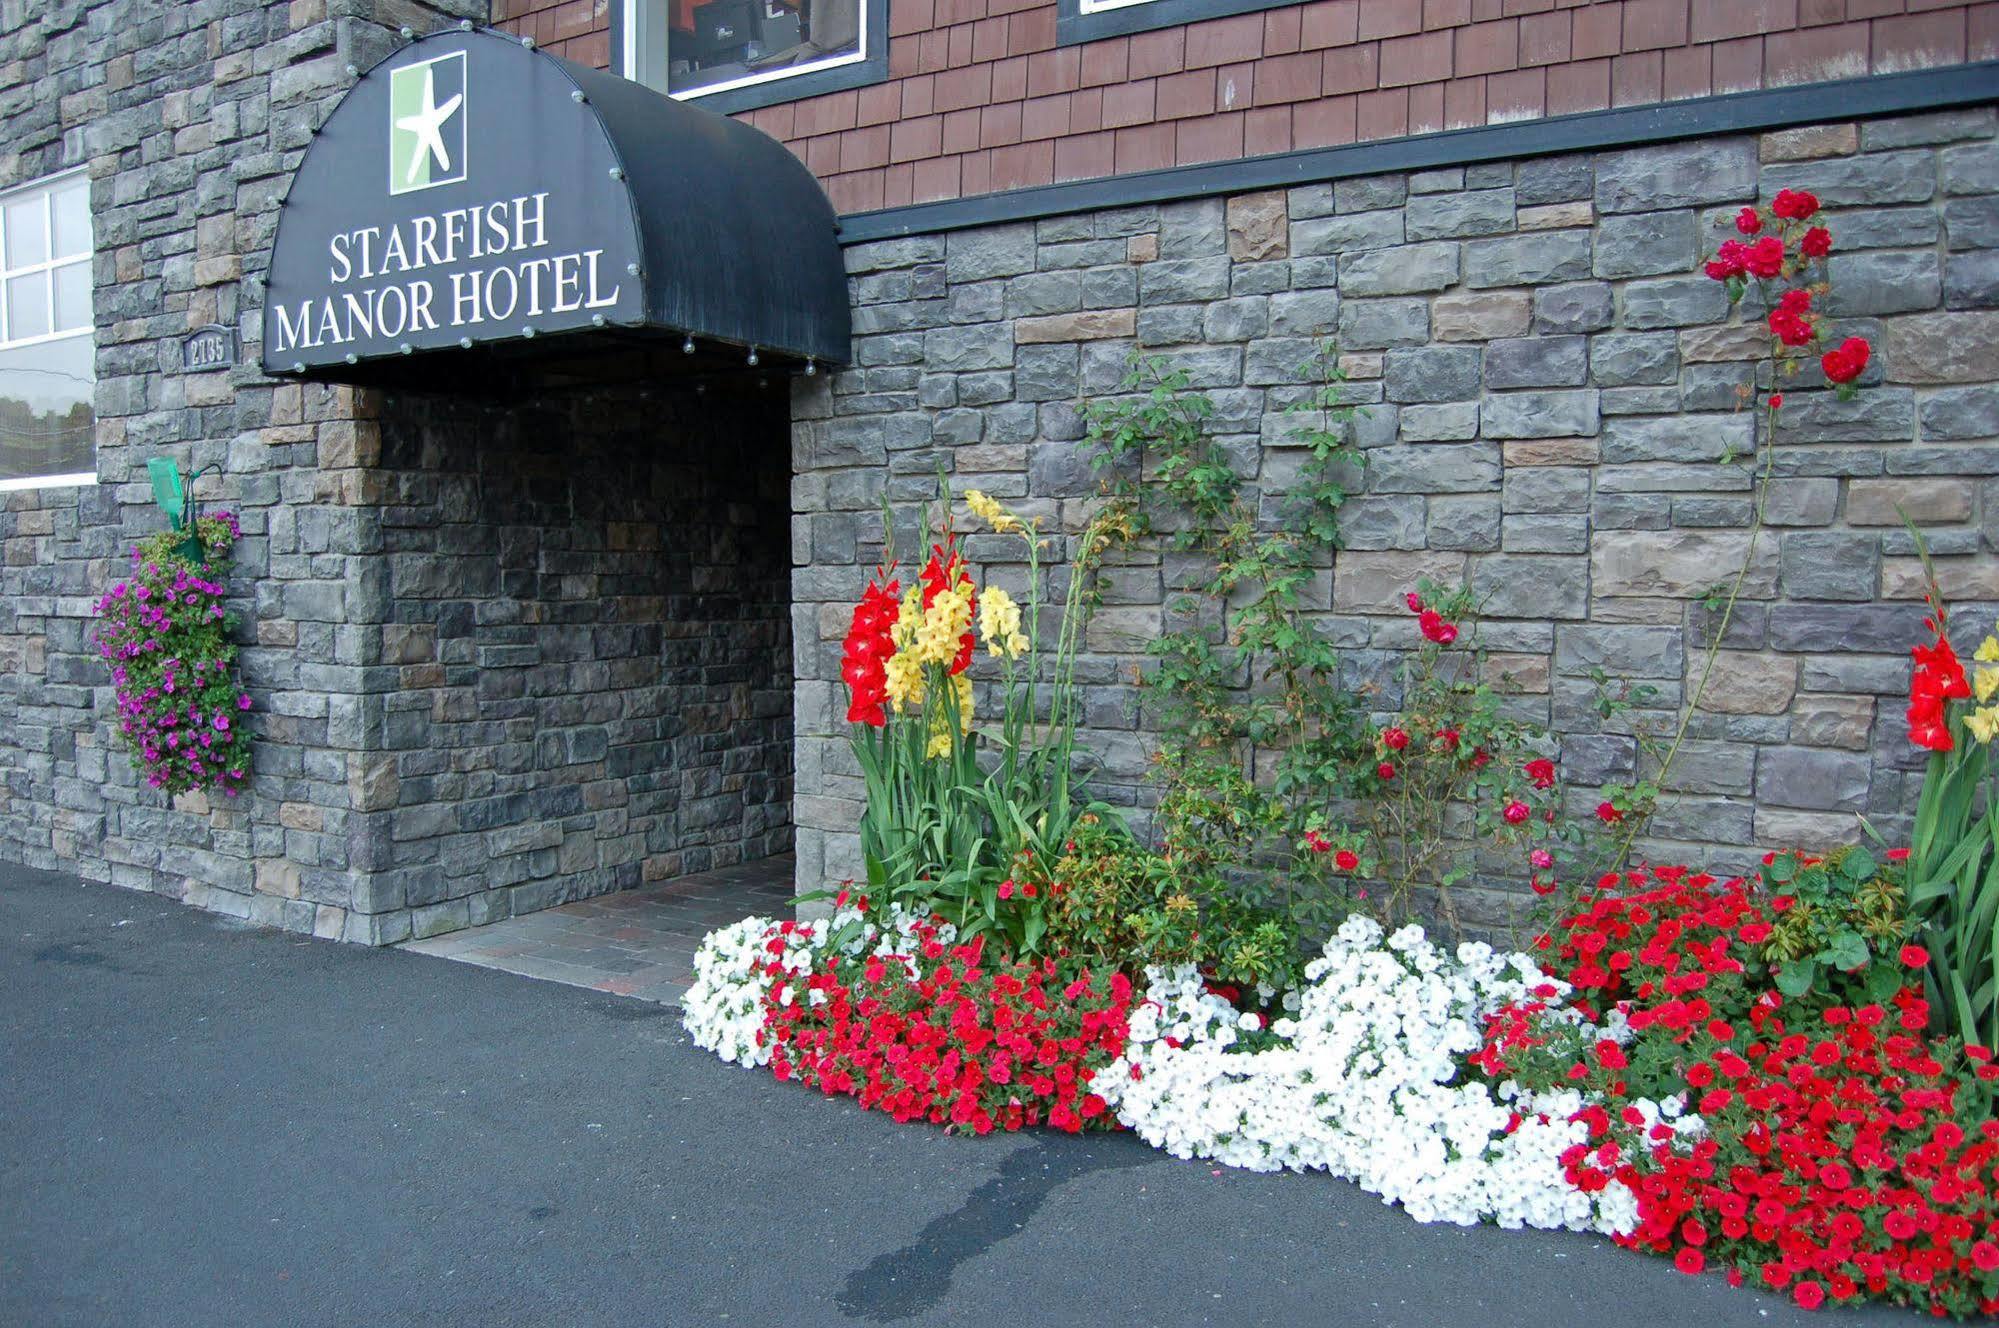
[
  {"left": 1525, "top": 758, "right": 1556, "bottom": 789},
  {"left": 1799, "top": 225, "right": 1832, "bottom": 259},
  {"left": 1771, "top": 187, "right": 1819, "bottom": 221},
  {"left": 1820, "top": 336, "right": 1870, "bottom": 385},
  {"left": 1734, "top": 206, "right": 1761, "bottom": 235},
  {"left": 842, "top": 576, "right": 901, "bottom": 726},
  {"left": 1907, "top": 630, "right": 1970, "bottom": 751}
]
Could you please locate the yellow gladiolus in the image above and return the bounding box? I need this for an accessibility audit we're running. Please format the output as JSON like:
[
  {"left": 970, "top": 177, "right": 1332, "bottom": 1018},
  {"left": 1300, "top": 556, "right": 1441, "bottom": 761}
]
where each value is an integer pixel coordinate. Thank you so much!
[
  {"left": 979, "top": 586, "right": 1029, "bottom": 659},
  {"left": 1978, "top": 665, "right": 1999, "bottom": 704},
  {"left": 1968, "top": 705, "right": 1999, "bottom": 745},
  {"left": 1978, "top": 632, "right": 1999, "bottom": 664},
  {"left": 925, "top": 673, "right": 975, "bottom": 757},
  {"left": 965, "top": 489, "right": 1024, "bottom": 534}
]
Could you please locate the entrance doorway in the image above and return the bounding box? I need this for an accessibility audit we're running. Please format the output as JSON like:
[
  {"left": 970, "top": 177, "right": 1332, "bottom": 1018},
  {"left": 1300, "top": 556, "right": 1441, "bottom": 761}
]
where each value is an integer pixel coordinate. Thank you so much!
[{"left": 365, "top": 375, "right": 795, "bottom": 944}]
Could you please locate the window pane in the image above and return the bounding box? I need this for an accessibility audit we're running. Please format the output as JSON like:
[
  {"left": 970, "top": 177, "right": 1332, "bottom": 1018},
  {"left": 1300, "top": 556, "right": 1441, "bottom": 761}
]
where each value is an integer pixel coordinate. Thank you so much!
[
  {"left": 6, "top": 272, "right": 50, "bottom": 340},
  {"left": 53, "top": 261, "right": 91, "bottom": 332},
  {"left": 51, "top": 181, "right": 90, "bottom": 259},
  {"left": 0, "top": 335, "right": 94, "bottom": 482},
  {"left": 668, "top": 0, "right": 861, "bottom": 95},
  {"left": 5, "top": 196, "right": 49, "bottom": 269}
]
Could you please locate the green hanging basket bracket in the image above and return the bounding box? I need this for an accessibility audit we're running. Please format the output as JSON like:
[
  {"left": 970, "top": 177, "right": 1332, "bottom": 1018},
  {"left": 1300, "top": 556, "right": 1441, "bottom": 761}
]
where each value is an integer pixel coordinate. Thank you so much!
[{"left": 145, "top": 456, "right": 211, "bottom": 563}]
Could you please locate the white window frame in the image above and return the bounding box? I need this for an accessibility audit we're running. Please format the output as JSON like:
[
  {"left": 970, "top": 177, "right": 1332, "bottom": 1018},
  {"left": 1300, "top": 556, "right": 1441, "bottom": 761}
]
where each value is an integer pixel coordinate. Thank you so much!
[
  {"left": 621, "top": 0, "right": 876, "bottom": 105},
  {"left": 0, "top": 167, "right": 96, "bottom": 492}
]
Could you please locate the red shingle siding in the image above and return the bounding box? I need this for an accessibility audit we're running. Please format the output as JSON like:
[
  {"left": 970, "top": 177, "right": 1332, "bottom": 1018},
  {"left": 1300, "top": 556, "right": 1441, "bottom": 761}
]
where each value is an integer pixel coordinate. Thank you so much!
[{"left": 492, "top": 0, "right": 1997, "bottom": 208}]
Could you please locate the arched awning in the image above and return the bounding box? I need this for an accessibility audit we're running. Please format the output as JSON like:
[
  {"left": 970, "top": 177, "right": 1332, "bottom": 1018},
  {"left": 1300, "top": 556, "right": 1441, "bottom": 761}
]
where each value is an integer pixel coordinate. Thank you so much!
[{"left": 260, "top": 26, "right": 849, "bottom": 386}]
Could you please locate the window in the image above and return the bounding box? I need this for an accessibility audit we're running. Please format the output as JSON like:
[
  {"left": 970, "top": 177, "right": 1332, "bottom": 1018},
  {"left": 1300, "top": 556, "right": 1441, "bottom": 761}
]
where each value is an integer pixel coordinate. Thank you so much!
[
  {"left": 0, "top": 170, "right": 94, "bottom": 491},
  {"left": 1056, "top": 0, "right": 1304, "bottom": 47},
  {"left": 616, "top": 0, "right": 889, "bottom": 115}
]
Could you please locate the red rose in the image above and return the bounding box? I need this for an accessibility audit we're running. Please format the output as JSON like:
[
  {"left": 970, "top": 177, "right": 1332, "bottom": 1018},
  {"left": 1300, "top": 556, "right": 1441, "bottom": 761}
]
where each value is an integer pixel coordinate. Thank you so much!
[
  {"left": 1767, "top": 309, "right": 1813, "bottom": 347},
  {"left": 1820, "top": 335, "right": 1870, "bottom": 384},
  {"left": 1418, "top": 609, "right": 1458, "bottom": 645},
  {"left": 1596, "top": 801, "right": 1623, "bottom": 824},
  {"left": 1705, "top": 239, "right": 1749, "bottom": 281},
  {"left": 1524, "top": 757, "right": 1556, "bottom": 789},
  {"left": 1404, "top": 591, "right": 1424, "bottom": 612},
  {"left": 1433, "top": 727, "right": 1460, "bottom": 750},
  {"left": 1768, "top": 392, "right": 1783, "bottom": 410},
  {"left": 1744, "top": 234, "right": 1785, "bottom": 279},
  {"left": 1376, "top": 761, "right": 1396, "bottom": 781},
  {"left": 1771, "top": 187, "right": 1819, "bottom": 220},
  {"left": 1382, "top": 726, "right": 1410, "bottom": 751},
  {"left": 1304, "top": 829, "right": 1331, "bottom": 854},
  {"left": 1502, "top": 800, "right": 1530, "bottom": 825},
  {"left": 1799, "top": 225, "right": 1832, "bottom": 259},
  {"left": 1734, "top": 206, "right": 1761, "bottom": 235},
  {"left": 1334, "top": 849, "right": 1360, "bottom": 872}
]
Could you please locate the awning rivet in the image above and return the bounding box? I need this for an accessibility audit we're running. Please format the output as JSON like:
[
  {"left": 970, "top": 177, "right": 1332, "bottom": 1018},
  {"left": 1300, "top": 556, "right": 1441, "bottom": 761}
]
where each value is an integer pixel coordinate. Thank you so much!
[
  {"left": 608, "top": 166, "right": 624, "bottom": 181},
  {"left": 804, "top": 359, "right": 816, "bottom": 377},
  {"left": 345, "top": 64, "right": 359, "bottom": 77},
  {"left": 459, "top": 19, "right": 472, "bottom": 30},
  {"left": 459, "top": 336, "right": 473, "bottom": 349},
  {"left": 571, "top": 91, "right": 586, "bottom": 104},
  {"left": 591, "top": 314, "right": 606, "bottom": 327},
  {"left": 746, "top": 346, "right": 759, "bottom": 367},
  {"left": 291, "top": 362, "right": 305, "bottom": 374},
  {"left": 399, "top": 343, "right": 412, "bottom": 355},
  {"left": 626, "top": 262, "right": 641, "bottom": 277},
  {"left": 522, "top": 325, "right": 536, "bottom": 338},
  {"left": 399, "top": 26, "right": 414, "bottom": 39},
  {"left": 344, "top": 352, "right": 358, "bottom": 364},
  {"left": 681, "top": 335, "right": 695, "bottom": 355},
  {"left": 522, "top": 36, "right": 536, "bottom": 49}
]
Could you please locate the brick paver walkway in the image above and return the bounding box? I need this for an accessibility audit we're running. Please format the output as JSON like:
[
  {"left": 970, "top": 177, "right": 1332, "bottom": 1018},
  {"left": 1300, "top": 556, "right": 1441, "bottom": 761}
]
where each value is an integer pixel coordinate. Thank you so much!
[{"left": 401, "top": 855, "right": 795, "bottom": 1006}]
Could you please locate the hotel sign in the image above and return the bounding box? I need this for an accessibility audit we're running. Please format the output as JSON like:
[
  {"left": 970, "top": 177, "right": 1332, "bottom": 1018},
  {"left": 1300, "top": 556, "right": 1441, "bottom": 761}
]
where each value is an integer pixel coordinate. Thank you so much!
[{"left": 262, "top": 30, "right": 645, "bottom": 374}]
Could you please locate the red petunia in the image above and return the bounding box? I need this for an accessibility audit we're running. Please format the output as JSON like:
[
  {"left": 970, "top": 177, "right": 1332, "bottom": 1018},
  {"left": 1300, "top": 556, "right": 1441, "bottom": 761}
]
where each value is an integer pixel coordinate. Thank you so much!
[{"left": 1899, "top": 943, "right": 1929, "bottom": 968}]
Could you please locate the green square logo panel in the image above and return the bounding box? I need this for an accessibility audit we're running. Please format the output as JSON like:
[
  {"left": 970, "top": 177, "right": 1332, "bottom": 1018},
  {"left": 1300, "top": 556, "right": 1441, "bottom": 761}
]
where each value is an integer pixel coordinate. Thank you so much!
[{"left": 387, "top": 52, "right": 467, "bottom": 196}]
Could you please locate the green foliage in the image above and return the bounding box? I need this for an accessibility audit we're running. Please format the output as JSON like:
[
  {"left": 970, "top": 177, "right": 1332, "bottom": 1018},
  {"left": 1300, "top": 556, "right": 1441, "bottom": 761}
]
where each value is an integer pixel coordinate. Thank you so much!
[
  {"left": 1081, "top": 344, "right": 1369, "bottom": 930},
  {"left": 1035, "top": 813, "right": 1303, "bottom": 992},
  {"left": 1760, "top": 846, "right": 1917, "bottom": 1009}
]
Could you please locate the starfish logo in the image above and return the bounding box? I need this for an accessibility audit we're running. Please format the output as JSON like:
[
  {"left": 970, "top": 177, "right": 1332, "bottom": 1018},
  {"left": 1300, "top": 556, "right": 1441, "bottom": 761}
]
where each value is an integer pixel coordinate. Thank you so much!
[{"left": 388, "top": 52, "right": 467, "bottom": 195}]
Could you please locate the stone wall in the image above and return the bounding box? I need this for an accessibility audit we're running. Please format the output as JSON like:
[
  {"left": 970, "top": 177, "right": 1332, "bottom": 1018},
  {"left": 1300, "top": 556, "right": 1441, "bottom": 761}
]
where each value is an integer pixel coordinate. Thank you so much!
[
  {"left": 791, "top": 106, "right": 1999, "bottom": 916},
  {"left": 0, "top": 0, "right": 478, "bottom": 936},
  {"left": 0, "top": 1, "right": 797, "bottom": 944}
]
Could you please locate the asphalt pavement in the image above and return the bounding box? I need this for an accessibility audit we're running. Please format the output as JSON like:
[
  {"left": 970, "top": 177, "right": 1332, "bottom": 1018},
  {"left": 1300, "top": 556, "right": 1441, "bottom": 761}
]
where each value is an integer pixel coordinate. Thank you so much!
[{"left": 0, "top": 861, "right": 1919, "bottom": 1328}]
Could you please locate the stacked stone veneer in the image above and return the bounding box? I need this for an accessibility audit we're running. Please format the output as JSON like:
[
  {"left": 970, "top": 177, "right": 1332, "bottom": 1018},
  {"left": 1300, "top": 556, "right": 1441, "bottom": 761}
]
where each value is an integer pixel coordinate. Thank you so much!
[
  {"left": 792, "top": 107, "right": 1999, "bottom": 913},
  {"left": 0, "top": 0, "right": 796, "bottom": 944}
]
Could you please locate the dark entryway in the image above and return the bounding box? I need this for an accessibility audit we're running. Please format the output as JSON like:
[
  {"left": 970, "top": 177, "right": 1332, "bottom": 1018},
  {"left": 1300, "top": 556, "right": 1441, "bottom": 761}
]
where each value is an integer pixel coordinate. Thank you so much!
[{"left": 360, "top": 376, "right": 795, "bottom": 937}]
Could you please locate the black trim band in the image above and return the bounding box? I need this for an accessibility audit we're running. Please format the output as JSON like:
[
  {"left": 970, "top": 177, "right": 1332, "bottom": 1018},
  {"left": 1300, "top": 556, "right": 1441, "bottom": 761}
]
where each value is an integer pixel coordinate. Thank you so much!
[
  {"left": 837, "top": 61, "right": 1999, "bottom": 243},
  {"left": 1057, "top": 0, "right": 1306, "bottom": 48}
]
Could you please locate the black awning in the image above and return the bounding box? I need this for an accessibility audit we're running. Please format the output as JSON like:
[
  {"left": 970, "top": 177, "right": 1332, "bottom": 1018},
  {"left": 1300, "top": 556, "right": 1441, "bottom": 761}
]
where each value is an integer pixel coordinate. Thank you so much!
[{"left": 260, "top": 26, "right": 849, "bottom": 386}]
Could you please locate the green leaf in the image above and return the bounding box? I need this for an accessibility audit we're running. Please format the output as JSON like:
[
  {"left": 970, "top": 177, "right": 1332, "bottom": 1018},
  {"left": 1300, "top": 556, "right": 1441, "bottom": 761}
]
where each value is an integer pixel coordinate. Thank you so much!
[
  {"left": 1774, "top": 960, "right": 1816, "bottom": 999},
  {"left": 1840, "top": 848, "right": 1876, "bottom": 883}
]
